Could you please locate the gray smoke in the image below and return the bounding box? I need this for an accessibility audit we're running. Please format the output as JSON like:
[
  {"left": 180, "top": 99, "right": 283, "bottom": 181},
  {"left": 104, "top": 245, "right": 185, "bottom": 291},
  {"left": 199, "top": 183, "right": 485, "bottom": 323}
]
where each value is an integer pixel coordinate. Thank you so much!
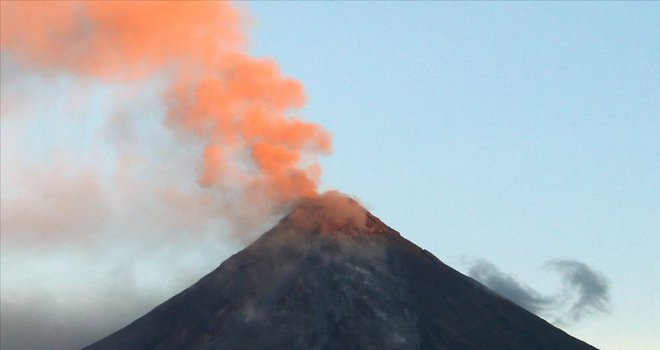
[
  {"left": 547, "top": 259, "right": 610, "bottom": 322},
  {"left": 469, "top": 259, "right": 610, "bottom": 325},
  {"left": 469, "top": 260, "right": 555, "bottom": 313},
  {"left": 0, "top": 298, "right": 140, "bottom": 350}
]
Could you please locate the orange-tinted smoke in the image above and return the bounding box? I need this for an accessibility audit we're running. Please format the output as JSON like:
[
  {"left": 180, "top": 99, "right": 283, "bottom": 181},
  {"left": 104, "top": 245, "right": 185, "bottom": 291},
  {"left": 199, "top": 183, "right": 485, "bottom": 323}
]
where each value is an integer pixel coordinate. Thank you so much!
[
  {"left": 0, "top": 1, "right": 242, "bottom": 76},
  {"left": 1, "top": 1, "right": 332, "bottom": 208}
]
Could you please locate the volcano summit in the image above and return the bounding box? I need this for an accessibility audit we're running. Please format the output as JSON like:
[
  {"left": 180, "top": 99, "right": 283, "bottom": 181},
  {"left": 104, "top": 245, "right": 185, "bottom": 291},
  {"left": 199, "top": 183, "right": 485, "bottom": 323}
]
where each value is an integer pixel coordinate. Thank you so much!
[{"left": 84, "top": 192, "right": 597, "bottom": 350}]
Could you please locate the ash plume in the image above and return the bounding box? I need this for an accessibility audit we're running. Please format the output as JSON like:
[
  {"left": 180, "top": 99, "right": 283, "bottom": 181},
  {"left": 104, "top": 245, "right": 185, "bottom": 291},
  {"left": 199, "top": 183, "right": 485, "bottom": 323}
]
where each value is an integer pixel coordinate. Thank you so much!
[
  {"left": 1, "top": 2, "right": 333, "bottom": 349},
  {"left": 0, "top": 1, "right": 332, "bottom": 222},
  {"left": 468, "top": 259, "right": 610, "bottom": 325}
]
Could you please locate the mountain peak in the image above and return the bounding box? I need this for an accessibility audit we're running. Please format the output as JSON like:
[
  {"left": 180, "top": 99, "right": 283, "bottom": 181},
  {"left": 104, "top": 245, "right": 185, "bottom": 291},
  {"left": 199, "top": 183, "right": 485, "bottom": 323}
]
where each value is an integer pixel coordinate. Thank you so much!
[
  {"left": 84, "top": 193, "right": 597, "bottom": 350},
  {"left": 281, "top": 191, "right": 394, "bottom": 238}
]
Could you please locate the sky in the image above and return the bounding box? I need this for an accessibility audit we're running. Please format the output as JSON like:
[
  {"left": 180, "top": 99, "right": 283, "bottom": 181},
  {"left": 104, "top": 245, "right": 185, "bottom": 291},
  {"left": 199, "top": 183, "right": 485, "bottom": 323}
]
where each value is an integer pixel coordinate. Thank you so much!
[{"left": 1, "top": 2, "right": 659, "bottom": 350}]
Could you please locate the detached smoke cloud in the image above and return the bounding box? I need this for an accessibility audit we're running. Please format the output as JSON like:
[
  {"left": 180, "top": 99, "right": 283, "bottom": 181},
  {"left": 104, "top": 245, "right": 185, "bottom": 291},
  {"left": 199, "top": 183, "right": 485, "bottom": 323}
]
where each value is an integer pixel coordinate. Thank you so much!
[
  {"left": 469, "top": 260, "right": 555, "bottom": 314},
  {"left": 548, "top": 260, "right": 610, "bottom": 322},
  {"left": 469, "top": 259, "right": 610, "bottom": 325}
]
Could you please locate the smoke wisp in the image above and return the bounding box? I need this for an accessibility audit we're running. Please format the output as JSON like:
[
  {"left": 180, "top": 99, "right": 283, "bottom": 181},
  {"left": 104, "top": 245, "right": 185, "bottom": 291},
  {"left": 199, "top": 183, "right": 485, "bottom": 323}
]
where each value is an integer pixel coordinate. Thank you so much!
[
  {"left": 547, "top": 259, "right": 611, "bottom": 322},
  {"left": 469, "top": 259, "right": 610, "bottom": 325}
]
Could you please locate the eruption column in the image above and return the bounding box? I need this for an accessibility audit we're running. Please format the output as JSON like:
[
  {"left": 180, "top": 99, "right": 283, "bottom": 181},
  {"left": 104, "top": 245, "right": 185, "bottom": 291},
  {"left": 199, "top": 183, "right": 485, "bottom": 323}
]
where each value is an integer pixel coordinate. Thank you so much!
[{"left": 1, "top": 1, "right": 332, "bottom": 211}]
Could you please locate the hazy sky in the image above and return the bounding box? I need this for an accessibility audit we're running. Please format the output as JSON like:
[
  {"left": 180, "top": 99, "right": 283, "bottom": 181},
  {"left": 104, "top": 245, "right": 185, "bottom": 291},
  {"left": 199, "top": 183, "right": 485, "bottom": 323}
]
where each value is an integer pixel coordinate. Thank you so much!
[{"left": 1, "top": 2, "right": 658, "bottom": 350}]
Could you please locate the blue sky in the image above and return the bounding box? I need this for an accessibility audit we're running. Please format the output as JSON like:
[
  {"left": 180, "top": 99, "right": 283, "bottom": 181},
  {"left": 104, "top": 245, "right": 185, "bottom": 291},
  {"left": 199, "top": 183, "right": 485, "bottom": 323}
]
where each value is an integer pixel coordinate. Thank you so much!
[
  {"left": 246, "top": 2, "right": 659, "bottom": 349},
  {"left": 1, "top": 2, "right": 658, "bottom": 350}
]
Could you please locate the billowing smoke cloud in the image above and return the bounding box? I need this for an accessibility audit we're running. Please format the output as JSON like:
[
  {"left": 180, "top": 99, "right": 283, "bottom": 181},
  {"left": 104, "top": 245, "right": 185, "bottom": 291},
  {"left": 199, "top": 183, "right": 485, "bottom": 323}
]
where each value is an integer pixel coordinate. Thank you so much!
[
  {"left": 1, "top": 2, "right": 333, "bottom": 349},
  {"left": 469, "top": 259, "right": 610, "bottom": 325},
  {"left": 0, "top": 1, "right": 331, "bottom": 219}
]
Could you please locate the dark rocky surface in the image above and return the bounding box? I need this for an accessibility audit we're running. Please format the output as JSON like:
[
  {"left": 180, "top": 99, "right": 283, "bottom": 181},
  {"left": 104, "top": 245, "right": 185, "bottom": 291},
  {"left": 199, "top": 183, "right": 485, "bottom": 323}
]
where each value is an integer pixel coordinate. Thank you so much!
[{"left": 84, "top": 196, "right": 597, "bottom": 350}]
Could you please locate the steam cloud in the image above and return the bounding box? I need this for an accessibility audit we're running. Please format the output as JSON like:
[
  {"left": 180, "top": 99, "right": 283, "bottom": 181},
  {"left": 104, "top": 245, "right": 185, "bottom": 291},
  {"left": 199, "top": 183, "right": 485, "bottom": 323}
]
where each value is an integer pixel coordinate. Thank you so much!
[
  {"left": 469, "top": 259, "right": 610, "bottom": 325},
  {"left": 0, "top": 1, "right": 331, "bottom": 218},
  {"left": 1, "top": 2, "right": 333, "bottom": 349}
]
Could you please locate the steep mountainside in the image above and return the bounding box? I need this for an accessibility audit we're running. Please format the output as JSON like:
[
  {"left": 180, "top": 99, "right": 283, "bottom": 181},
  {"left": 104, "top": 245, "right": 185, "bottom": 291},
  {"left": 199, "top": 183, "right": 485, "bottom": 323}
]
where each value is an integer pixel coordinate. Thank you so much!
[{"left": 84, "top": 193, "right": 597, "bottom": 350}]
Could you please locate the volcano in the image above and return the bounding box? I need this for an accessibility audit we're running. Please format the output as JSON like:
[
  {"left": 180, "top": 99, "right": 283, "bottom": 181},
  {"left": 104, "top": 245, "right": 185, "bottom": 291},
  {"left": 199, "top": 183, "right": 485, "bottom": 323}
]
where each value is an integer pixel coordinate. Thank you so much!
[{"left": 83, "top": 192, "right": 597, "bottom": 350}]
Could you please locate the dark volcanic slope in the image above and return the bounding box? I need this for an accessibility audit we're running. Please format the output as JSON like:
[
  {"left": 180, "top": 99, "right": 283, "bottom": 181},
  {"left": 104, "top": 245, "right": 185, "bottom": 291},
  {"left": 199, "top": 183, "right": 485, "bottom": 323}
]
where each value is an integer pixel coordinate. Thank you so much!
[{"left": 84, "top": 194, "right": 597, "bottom": 350}]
